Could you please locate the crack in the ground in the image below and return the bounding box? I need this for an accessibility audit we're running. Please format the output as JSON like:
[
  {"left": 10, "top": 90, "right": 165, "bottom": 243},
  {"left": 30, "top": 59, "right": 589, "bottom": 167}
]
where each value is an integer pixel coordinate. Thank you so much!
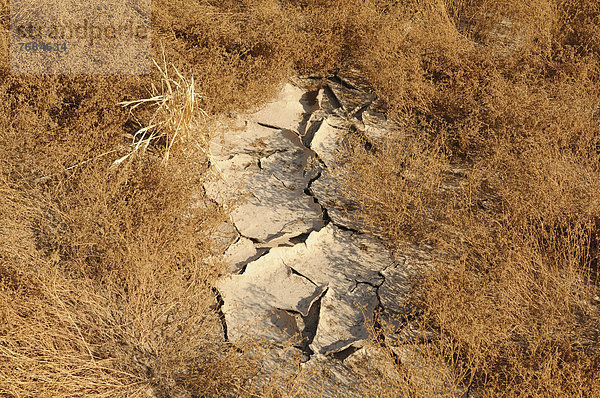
[
  {"left": 303, "top": 167, "right": 334, "bottom": 227},
  {"left": 265, "top": 284, "right": 327, "bottom": 361},
  {"left": 348, "top": 101, "right": 372, "bottom": 120},
  {"left": 286, "top": 230, "right": 320, "bottom": 246},
  {"left": 366, "top": 269, "right": 405, "bottom": 368},
  {"left": 375, "top": 271, "right": 387, "bottom": 311},
  {"left": 332, "top": 345, "right": 361, "bottom": 360},
  {"left": 329, "top": 217, "right": 362, "bottom": 234},
  {"left": 226, "top": 234, "right": 242, "bottom": 252},
  {"left": 256, "top": 149, "right": 288, "bottom": 170},
  {"left": 271, "top": 174, "right": 289, "bottom": 189},
  {"left": 299, "top": 287, "right": 327, "bottom": 359},
  {"left": 329, "top": 75, "right": 361, "bottom": 93},
  {"left": 211, "top": 287, "right": 229, "bottom": 342},
  {"left": 350, "top": 279, "right": 383, "bottom": 295},
  {"left": 284, "top": 259, "right": 317, "bottom": 287},
  {"left": 237, "top": 247, "right": 271, "bottom": 275},
  {"left": 326, "top": 79, "right": 377, "bottom": 116},
  {"left": 322, "top": 84, "right": 343, "bottom": 110},
  {"left": 300, "top": 117, "right": 323, "bottom": 147},
  {"left": 256, "top": 121, "right": 283, "bottom": 130},
  {"left": 370, "top": 303, "right": 402, "bottom": 368}
]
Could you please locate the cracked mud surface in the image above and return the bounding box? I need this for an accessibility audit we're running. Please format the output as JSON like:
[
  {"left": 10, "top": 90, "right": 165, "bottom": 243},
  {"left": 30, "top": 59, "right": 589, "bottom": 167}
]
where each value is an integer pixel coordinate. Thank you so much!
[{"left": 204, "top": 74, "right": 433, "bottom": 394}]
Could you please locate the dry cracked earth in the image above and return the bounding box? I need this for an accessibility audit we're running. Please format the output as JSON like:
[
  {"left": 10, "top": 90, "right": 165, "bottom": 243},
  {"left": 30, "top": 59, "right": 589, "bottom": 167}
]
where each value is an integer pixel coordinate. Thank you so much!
[{"left": 203, "top": 73, "right": 440, "bottom": 395}]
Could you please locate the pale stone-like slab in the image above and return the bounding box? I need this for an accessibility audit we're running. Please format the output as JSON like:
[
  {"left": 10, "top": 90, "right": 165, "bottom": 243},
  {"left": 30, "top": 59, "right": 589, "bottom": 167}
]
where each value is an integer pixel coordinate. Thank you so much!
[
  {"left": 204, "top": 153, "right": 258, "bottom": 203},
  {"left": 310, "top": 117, "right": 345, "bottom": 168},
  {"left": 223, "top": 237, "right": 261, "bottom": 274},
  {"left": 310, "top": 283, "right": 379, "bottom": 354},
  {"left": 288, "top": 224, "right": 391, "bottom": 291},
  {"left": 249, "top": 83, "right": 319, "bottom": 133},
  {"left": 204, "top": 136, "right": 324, "bottom": 244},
  {"left": 206, "top": 78, "right": 444, "bottom": 386},
  {"left": 209, "top": 121, "right": 298, "bottom": 161},
  {"left": 243, "top": 224, "right": 394, "bottom": 353},
  {"left": 217, "top": 259, "right": 325, "bottom": 344},
  {"left": 230, "top": 195, "right": 323, "bottom": 245},
  {"left": 258, "top": 144, "right": 314, "bottom": 191}
]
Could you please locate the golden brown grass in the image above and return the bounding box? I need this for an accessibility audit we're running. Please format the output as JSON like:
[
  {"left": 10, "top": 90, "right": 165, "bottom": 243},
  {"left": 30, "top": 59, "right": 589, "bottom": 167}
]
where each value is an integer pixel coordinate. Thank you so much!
[
  {"left": 339, "top": 1, "right": 600, "bottom": 396},
  {"left": 114, "top": 53, "right": 207, "bottom": 167},
  {"left": 1, "top": 0, "right": 600, "bottom": 396}
]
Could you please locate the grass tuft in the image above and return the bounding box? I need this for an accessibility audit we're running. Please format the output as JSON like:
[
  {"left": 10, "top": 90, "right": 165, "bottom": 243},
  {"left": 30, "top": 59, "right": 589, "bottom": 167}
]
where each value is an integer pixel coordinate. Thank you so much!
[{"left": 114, "top": 51, "right": 208, "bottom": 168}]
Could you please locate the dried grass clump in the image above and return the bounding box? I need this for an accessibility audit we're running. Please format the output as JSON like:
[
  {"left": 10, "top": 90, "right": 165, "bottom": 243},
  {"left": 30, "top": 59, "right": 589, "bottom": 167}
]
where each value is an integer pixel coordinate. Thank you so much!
[{"left": 115, "top": 54, "right": 208, "bottom": 167}]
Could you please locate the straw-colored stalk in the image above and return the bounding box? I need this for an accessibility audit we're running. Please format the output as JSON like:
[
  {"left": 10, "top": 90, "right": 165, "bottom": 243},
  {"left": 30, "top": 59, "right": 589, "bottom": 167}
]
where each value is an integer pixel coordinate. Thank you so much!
[{"left": 113, "top": 54, "right": 208, "bottom": 168}]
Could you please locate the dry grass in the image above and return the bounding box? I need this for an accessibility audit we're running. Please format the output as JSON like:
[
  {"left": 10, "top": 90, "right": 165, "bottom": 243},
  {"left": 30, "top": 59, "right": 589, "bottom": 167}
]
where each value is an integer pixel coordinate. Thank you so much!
[
  {"left": 338, "top": 1, "right": 600, "bottom": 396},
  {"left": 1, "top": 0, "right": 600, "bottom": 396},
  {"left": 114, "top": 52, "right": 208, "bottom": 167},
  {"left": 0, "top": 155, "right": 259, "bottom": 396}
]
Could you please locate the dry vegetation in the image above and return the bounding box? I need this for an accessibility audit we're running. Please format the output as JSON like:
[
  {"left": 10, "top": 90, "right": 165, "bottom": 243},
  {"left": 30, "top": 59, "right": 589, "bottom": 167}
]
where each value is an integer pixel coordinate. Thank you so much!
[
  {"left": 1, "top": 0, "right": 599, "bottom": 396},
  {"left": 341, "top": 1, "right": 600, "bottom": 396}
]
